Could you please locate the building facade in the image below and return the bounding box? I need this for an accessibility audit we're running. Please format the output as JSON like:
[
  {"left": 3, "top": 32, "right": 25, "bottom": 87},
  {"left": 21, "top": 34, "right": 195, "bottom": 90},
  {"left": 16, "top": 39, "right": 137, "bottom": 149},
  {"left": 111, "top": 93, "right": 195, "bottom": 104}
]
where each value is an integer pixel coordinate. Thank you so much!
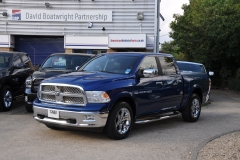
[{"left": 0, "top": 0, "right": 158, "bottom": 65}]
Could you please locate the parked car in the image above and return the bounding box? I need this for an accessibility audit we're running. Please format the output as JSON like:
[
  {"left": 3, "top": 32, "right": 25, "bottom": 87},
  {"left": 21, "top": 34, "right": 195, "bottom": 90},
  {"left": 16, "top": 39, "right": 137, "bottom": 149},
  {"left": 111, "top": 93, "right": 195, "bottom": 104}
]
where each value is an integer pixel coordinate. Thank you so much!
[
  {"left": 0, "top": 51, "right": 34, "bottom": 111},
  {"left": 177, "top": 61, "right": 214, "bottom": 102},
  {"left": 33, "top": 52, "right": 211, "bottom": 139},
  {"left": 24, "top": 53, "right": 95, "bottom": 112}
]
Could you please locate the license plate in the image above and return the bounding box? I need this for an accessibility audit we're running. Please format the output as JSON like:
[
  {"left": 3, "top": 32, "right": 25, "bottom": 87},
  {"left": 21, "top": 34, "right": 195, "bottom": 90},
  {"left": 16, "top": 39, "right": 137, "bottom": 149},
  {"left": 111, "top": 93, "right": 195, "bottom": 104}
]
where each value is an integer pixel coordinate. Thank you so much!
[{"left": 48, "top": 109, "right": 59, "bottom": 119}]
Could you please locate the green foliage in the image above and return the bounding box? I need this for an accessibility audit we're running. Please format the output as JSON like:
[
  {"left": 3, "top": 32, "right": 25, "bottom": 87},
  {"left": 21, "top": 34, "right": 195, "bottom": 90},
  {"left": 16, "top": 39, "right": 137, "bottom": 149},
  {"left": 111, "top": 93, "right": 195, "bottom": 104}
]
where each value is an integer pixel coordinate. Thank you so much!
[
  {"left": 169, "top": 0, "right": 240, "bottom": 88},
  {"left": 160, "top": 41, "right": 187, "bottom": 60}
]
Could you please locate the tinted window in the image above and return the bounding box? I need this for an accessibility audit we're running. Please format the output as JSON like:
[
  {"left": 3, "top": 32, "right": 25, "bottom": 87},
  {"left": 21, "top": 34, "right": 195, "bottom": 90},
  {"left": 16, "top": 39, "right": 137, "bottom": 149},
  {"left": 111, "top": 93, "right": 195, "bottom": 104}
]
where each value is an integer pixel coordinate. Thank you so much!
[
  {"left": 20, "top": 53, "right": 30, "bottom": 64},
  {"left": 82, "top": 54, "right": 139, "bottom": 74},
  {"left": 177, "top": 62, "right": 206, "bottom": 73},
  {"left": 158, "top": 57, "right": 176, "bottom": 75},
  {"left": 41, "top": 55, "right": 91, "bottom": 71},
  {"left": 0, "top": 54, "right": 11, "bottom": 68},
  {"left": 138, "top": 56, "right": 158, "bottom": 74},
  {"left": 12, "top": 54, "right": 22, "bottom": 66}
]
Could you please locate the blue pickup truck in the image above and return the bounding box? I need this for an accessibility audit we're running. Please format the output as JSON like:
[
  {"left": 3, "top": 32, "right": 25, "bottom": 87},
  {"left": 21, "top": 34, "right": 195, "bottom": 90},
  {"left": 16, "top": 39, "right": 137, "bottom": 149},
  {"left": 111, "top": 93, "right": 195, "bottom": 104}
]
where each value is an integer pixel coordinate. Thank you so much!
[{"left": 33, "top": 52, "right": 210, "bottom": 139}]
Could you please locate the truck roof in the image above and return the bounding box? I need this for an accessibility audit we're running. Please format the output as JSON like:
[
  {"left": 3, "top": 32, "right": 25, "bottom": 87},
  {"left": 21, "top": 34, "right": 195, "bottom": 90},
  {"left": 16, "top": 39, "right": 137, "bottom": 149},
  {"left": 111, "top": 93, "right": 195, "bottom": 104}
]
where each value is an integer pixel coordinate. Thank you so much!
[
  {"left": 50, "top": 53, "right": 95, "bottom": 57},
  {"left": 101, "top": 52, "right": 173, "bottom": 57}
]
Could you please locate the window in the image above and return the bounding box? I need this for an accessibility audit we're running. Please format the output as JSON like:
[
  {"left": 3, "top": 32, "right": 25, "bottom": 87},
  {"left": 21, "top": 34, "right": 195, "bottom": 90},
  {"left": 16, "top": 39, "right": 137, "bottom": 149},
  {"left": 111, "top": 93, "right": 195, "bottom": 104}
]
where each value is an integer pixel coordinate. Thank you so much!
[
  {"left": 12, "top": 54, "right": 22, "bottom": 66},
  {"left": 158, "top": 57, "right": 176, "bottom": 75},
  {"left": 138, "top": 56, "right": 158, "bottom": 75},
  {"left": 82, "top": 54, "right": 139, "bottom": 74},
  {"left": 19, "top": 53, "right": 31, "bottom": 67},
  {"left": 0, "top": 54, "right": 11, "bottom": 68},
  {"left": 177, "top": 62, "right": 206, "bottom": 73}
]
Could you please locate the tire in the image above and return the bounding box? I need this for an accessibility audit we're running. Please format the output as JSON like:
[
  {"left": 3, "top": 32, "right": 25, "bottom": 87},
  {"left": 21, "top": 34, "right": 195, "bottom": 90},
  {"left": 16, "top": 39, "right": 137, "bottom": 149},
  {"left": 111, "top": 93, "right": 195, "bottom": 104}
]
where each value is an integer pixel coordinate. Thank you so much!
[
  {"left": 45, "top": 124, "right": 62, "bottom": 130},
  {"left": 25, "top": 103, "right": 33, "bottom": 113},
  {"left": 0, "top": 86, "right": 13, "bottom": 112},
  {"left": 182, "top": 94, "right": 201, "bottom": 122},
  {"left": 104, "top": 101, "right": 133, "bottom": 140}
]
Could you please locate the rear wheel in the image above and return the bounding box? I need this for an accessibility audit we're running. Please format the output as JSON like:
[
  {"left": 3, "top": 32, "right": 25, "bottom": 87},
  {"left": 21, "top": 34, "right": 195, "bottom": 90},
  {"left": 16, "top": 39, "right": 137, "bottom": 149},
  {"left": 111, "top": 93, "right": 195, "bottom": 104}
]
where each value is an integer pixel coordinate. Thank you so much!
[
  {"left": 104, "top": 101, "right": 133, "bottom": 140},
  {"left": 0, "top": 86, "right": 13, "bottom": 112},
  {"left": 182, "top": 94, "right": 201, "bottom": 122}
]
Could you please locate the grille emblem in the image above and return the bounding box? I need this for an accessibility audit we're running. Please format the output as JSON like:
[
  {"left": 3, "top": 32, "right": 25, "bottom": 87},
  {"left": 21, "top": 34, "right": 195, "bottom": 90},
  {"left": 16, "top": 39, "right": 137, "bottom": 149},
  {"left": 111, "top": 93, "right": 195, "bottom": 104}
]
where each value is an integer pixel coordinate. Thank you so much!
[{"left": 55, "top": 92, "right": 60, "bottom": 96}]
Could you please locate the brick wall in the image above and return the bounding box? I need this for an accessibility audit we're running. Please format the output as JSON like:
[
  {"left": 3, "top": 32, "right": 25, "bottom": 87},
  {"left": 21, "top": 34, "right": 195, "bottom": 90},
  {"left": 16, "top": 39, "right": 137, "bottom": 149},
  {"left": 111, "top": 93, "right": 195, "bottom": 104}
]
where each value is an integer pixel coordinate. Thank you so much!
[{"left": 0, "top": 47, "right": 13, "bottom": 51}]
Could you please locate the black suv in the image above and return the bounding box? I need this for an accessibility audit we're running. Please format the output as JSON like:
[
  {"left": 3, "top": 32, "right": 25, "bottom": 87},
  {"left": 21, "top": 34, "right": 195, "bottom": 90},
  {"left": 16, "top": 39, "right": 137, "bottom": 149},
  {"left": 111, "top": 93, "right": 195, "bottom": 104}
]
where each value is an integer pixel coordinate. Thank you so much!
[
  {"left": 24, "top": 53, "right": 95, "bottom": 112},
  {"left": 0, "top": 52, "right": 34, "bottom": 111}
]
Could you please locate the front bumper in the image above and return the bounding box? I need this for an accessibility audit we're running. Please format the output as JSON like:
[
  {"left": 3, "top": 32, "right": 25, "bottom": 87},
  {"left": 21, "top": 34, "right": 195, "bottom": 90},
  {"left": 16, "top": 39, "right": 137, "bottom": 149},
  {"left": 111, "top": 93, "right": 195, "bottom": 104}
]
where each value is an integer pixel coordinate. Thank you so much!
[{"left": 33, "top": 106, "right": 109, "bottom": 128}]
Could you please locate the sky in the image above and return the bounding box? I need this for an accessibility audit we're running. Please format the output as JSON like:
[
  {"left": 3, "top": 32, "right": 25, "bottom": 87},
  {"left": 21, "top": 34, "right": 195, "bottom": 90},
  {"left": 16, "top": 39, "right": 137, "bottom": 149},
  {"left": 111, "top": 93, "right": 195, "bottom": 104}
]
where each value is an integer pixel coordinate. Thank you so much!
[{"left": 159, "top": 0, "right": 189, "bottom": 44}]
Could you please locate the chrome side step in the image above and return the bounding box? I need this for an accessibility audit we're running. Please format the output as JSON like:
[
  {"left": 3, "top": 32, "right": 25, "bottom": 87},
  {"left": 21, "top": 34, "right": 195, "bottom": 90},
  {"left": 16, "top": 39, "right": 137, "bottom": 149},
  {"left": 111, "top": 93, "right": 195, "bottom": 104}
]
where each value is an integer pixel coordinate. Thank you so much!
[{"left": 135, "top": 111, "right": 181, "bottom": 124}]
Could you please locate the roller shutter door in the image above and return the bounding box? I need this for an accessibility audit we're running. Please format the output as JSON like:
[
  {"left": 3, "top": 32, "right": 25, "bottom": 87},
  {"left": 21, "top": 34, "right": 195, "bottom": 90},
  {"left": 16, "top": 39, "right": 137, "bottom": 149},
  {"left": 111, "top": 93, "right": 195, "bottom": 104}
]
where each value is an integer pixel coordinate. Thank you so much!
[{"left": 14, "top": 36, "right": 64, "bottom": 66}]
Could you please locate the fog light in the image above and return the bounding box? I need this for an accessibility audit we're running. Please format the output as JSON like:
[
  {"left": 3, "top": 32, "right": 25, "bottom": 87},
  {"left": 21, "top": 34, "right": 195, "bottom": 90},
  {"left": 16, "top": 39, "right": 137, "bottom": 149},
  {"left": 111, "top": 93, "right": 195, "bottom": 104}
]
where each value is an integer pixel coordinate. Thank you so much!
[
  {"left": 85, "top": 115, "right": 95, "bottom": 120},
  {"left": 25, "top": 96, "right": 28, "bottom": 102}
]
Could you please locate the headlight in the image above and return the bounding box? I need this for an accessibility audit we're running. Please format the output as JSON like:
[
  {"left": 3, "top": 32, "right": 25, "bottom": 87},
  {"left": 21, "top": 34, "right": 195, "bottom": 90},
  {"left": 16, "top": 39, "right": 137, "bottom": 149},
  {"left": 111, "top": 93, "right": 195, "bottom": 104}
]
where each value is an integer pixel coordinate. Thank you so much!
[
  {"left": 86, "top": 91, "right": 110, "bottom": 103},
  {"left": 25, "top": 78, "right": 32, "bottom": 88}
]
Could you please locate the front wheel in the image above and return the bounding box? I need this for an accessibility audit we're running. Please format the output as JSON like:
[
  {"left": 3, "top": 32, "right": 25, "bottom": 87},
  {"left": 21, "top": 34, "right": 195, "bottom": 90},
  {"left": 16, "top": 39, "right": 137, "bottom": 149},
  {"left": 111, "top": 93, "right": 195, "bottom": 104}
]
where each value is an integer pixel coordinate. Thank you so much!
[
  {"left": 182, "top": 94, "right": 201, "bottom": 122},
  {"left": 104, "top": 101, "right": 133, "bottom": 140},
  {"left": 0, "top": 86, "right": 13, "bottom": 112}
]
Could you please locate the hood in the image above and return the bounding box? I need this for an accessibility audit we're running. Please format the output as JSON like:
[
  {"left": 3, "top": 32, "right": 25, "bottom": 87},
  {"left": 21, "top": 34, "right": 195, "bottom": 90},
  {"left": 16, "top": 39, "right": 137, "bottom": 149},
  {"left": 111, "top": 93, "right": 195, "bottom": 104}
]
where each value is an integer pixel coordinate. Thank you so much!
[
  {"left": 32, "top": 69, "right": 73, "bottom": 79},
  {"left": 42, "top": 71, "right": 132, "bottom": 90}
]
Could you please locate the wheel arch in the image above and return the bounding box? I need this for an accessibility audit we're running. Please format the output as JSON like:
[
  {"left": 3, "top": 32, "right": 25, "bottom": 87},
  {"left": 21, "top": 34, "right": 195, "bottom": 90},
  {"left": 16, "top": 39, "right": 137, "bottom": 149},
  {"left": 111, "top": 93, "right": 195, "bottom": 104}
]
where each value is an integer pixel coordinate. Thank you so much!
[{"left": 108, "top": 95, "right": 138, "bottom": 121}]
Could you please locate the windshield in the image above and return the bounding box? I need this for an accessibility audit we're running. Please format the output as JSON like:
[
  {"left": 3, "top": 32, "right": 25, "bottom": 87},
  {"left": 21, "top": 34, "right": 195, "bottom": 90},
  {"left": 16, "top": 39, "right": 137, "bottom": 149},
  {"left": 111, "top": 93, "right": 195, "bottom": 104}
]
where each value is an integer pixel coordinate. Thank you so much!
[
  {"left": 81, "top": 54, "right": 139, "bottom": 74},
  {"left": 177, "top": 62, "right": 206, "bottom": 73},
  {"left": 41, "top": 55, "right": 91, "bottom": 70},
  {"left": 0, "top": 54, "right": 11, "bottom": 68}
]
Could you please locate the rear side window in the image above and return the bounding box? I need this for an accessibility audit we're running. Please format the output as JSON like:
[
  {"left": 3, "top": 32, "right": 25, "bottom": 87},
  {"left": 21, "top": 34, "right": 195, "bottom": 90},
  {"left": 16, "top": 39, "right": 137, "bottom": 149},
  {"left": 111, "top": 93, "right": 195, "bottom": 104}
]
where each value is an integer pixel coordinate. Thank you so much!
[
  {"left": 177, "top": 62, "right": 206, "bottom": 73},
  {"left": 158, "top": 57, "right": 177, "bottom": 75}
]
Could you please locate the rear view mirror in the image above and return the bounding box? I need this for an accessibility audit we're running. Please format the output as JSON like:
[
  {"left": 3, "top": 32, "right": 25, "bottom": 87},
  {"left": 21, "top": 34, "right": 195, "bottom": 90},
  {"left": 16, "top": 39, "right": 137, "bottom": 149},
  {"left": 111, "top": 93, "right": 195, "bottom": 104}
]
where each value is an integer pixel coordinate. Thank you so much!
[{"left": 75, "top": 66, "right": 80, "bottom": 71}]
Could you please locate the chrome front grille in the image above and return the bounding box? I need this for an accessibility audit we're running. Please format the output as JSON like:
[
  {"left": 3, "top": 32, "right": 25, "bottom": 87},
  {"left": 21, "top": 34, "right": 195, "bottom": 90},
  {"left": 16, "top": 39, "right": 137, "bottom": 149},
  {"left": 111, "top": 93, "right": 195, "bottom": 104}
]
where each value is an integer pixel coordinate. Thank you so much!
[
  {"left": 62, "top": 86, "right": 83, "bottom": 94},
  {"left": 39, "top": 83, "right": 86, "bottom": 106},
  {"left": 63, "top": 97, "right": 84, "bottom": 104},
  {"left": 42, "top": 94, "right": 55, "bottom": 102},
  {"left": 42, "top": 85, "right": 55, "bottom": 92}
]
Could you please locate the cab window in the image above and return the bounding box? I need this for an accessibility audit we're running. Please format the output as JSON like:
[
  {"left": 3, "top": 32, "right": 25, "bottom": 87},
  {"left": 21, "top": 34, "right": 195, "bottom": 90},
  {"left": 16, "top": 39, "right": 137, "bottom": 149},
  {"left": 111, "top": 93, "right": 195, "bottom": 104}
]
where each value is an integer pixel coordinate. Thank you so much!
[
  {"left": 158, "top": 57, "right": 177, "bottom": 75},
  {"left": 138, "top": 56, "right": 158, "bottom": 75}
]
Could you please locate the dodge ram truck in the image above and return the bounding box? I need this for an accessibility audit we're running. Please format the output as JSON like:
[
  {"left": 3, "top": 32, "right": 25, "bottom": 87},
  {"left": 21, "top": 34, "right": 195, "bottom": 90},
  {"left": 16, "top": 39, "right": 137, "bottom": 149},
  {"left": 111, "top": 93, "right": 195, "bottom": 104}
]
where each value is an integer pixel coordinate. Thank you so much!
[
  {"left": 25, "top": 53, "right": 94, "bottom": 112},
  {"left": 33, "top": 52, "right": 210, "bottom": 139}
]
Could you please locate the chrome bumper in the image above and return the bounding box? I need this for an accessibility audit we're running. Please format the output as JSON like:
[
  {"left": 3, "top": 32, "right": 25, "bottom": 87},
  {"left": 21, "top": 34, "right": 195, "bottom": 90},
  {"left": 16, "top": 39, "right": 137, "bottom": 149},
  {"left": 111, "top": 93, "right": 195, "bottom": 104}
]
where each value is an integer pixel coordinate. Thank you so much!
[{"left": 33, "top": 106, "right": 109, "bottom": 128}]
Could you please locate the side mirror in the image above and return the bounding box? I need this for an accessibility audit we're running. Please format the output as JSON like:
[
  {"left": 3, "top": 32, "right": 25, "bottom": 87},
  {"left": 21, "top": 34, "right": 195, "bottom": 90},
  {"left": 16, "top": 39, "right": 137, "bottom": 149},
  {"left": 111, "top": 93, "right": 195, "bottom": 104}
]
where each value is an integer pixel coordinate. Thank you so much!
[
  {"left": 209, "top": 71, "right": 214, "bottom": 76},
  {"left": 143, "top": 69, "right": 158, "bottom": 78},
  {"left": 75, "top": 66, "right": 80, "bottom": 71}
]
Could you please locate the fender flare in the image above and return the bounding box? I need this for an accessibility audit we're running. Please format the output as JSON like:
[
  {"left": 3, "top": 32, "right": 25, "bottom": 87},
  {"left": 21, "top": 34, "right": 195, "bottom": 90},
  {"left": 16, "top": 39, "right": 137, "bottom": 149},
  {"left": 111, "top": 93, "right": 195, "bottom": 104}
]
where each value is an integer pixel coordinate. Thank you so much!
[{"left": 108, "top": 91, "right": 138, "bottom": 119}]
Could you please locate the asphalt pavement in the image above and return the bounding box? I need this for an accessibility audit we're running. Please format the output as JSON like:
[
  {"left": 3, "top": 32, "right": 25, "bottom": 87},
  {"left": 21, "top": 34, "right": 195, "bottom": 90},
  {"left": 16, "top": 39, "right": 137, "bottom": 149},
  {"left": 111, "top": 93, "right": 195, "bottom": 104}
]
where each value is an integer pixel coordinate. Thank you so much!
[{"left": 0, "top": 89, "right": 239, "bottom": 160}]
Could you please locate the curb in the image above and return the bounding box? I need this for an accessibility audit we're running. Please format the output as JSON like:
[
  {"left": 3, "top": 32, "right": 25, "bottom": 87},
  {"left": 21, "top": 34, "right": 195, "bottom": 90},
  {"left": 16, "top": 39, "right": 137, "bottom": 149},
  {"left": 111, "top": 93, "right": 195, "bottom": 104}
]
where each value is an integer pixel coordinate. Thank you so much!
[{"left": 190, "top": 129, "right": 240, "bottom": 160}]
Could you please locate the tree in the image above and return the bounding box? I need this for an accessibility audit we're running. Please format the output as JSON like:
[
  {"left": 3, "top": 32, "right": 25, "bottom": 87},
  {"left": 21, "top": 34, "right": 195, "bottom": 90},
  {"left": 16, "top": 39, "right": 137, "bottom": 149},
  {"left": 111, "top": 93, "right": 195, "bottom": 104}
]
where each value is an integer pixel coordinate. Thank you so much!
[
  {"left": 160, "top": 41, "right": 186, "bottom": 60},
  {"left": 170, "top": 0, "right": 240, "bottom": 89}
]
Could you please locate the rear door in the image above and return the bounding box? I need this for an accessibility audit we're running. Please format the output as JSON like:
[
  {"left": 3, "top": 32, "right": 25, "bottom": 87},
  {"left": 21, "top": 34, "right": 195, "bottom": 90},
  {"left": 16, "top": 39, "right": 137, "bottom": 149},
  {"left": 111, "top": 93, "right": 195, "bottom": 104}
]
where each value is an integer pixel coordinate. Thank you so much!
[{"left": 157, "top": 56, "right": 183, "bottom": 110}]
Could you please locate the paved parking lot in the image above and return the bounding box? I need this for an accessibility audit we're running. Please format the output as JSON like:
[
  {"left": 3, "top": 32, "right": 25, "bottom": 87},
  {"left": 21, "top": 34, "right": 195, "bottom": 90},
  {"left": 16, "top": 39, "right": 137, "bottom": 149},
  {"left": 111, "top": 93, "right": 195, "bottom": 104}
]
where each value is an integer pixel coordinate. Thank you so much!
[{"left": 0, "top": 89, "right": 239, "bottom": 160}]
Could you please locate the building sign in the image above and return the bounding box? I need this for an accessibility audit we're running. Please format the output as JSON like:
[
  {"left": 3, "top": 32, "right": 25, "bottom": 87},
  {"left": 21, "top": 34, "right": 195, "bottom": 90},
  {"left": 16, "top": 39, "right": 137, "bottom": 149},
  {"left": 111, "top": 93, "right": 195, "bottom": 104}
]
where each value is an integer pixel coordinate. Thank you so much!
[
  {"left": 7, "top": 9, "right": 112, "bottom": 22},
  {"left": 108, "top": 34, "right": 146, "bottom": 48}
]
